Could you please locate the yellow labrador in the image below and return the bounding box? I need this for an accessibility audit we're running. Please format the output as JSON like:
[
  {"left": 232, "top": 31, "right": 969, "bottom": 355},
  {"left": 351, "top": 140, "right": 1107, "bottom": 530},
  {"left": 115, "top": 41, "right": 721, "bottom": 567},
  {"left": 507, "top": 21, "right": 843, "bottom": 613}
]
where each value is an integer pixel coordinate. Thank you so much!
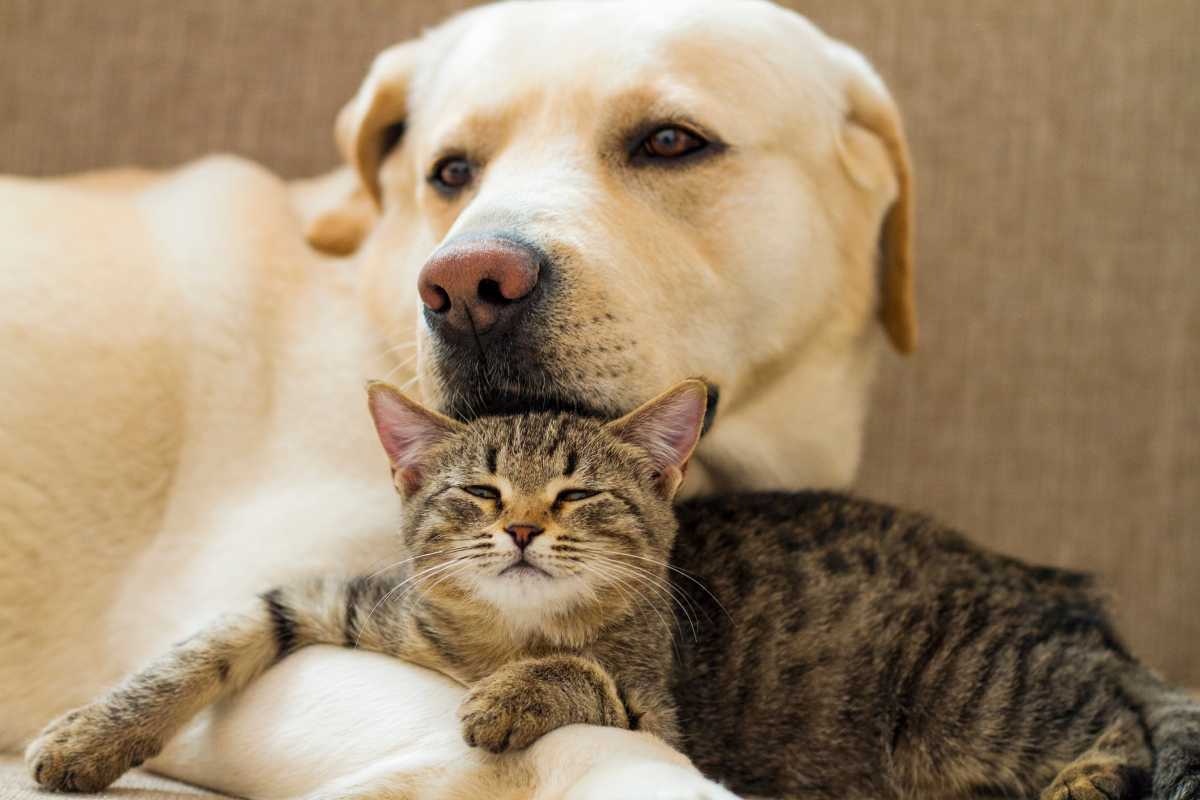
[{"left": 0, "top": 1, "right": 913, "bottom": 796}]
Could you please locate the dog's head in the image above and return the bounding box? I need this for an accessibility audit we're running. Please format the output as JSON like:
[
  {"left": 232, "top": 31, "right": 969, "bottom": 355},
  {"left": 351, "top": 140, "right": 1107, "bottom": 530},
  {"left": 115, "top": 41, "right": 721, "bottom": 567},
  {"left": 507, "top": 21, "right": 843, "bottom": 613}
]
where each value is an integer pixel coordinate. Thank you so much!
[{"left": 311, "top": 1, "right": 915, "bottom": 487}]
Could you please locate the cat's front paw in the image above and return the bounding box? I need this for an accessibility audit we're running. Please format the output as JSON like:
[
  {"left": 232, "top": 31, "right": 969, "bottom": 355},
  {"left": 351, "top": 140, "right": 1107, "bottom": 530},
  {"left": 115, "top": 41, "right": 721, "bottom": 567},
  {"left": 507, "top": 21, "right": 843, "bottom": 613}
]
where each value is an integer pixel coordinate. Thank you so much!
[
  {"left": 25, "top": 704, "right": 160, "bottom": 793},
  {"left": 458, "top": 680, "right": 556, "bottom": 753}
]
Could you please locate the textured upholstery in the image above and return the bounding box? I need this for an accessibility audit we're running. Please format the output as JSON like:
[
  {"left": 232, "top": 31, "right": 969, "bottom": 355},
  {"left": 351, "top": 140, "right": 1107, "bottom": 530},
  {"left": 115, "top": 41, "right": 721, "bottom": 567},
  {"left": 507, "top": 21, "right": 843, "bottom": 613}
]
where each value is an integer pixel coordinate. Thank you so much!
[
  {"left": 0, "top": 755, "right": 220, "bottom": 800},
  {"left": 1, "top": 0, "right": 1196, "bottom": 758}
]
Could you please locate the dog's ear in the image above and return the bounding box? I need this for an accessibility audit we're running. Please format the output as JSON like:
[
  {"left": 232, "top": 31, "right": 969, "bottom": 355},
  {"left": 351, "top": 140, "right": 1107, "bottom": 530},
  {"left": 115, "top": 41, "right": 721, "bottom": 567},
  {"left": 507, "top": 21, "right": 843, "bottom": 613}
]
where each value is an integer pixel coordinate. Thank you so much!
[
  {"left": 833, "top": 47, "right": 917, "bottom": 354},
  {"left": 304, "top": 42, "right": 419, "bottom": 255}
]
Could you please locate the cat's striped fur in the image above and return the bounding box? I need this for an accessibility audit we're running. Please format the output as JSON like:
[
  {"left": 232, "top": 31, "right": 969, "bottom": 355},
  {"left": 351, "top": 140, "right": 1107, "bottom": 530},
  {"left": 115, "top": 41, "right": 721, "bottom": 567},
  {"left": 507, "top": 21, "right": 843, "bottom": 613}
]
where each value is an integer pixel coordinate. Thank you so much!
[
  {"left": 670, "top": 492, "right": 1199, "bottom": 799},
  {"left": 26, "top": 381, "right": 1200, "bottom": 799}
]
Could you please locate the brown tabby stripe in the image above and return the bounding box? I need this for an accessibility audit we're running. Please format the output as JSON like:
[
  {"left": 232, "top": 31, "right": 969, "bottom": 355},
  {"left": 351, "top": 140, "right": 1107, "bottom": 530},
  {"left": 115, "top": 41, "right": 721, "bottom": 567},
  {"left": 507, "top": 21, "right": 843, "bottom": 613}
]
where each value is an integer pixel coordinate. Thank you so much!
[{"left": 260, "top": 588, "right": 297, "bottom": 658}]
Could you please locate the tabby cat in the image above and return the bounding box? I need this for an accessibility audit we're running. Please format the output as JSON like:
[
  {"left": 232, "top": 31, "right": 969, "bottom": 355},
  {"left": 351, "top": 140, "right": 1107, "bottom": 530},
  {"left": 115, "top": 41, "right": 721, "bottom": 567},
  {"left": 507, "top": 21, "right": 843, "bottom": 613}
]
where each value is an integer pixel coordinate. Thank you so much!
[{"left": 27, "top": 380, "right": 1200, "bottom": 800}]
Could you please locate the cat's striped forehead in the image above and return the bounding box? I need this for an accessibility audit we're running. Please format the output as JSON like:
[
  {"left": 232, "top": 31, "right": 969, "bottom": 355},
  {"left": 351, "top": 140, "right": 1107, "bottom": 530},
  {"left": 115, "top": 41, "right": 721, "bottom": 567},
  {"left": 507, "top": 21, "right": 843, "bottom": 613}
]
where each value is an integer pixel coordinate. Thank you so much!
[{"left": 436, "top": 411, "right": 645, "bottom": 490}]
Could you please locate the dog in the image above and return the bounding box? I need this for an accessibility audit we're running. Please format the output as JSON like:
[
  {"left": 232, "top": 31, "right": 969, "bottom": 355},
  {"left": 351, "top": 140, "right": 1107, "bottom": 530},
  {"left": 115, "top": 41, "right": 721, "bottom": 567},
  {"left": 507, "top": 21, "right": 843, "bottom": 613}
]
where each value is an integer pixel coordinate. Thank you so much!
[{"left": 0, "top": 1, "right": 914, "bottom": 796}]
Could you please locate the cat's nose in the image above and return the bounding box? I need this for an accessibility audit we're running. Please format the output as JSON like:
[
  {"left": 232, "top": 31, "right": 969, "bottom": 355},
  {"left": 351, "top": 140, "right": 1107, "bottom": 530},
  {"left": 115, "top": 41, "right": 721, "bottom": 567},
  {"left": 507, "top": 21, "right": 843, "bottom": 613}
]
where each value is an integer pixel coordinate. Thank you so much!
[{"left": 505, "top": 524, "right": 544, "bottom": 549}]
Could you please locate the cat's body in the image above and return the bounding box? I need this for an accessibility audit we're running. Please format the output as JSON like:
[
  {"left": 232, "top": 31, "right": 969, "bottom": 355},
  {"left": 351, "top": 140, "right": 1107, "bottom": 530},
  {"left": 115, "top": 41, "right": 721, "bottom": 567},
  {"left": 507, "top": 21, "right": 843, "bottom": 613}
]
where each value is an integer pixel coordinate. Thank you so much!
[
  {"left": 670, "top": 491, "right": 1199, "bottom": 799},
  {"left": 27, "top": 383, "right": 1200, "bottom": 800}
]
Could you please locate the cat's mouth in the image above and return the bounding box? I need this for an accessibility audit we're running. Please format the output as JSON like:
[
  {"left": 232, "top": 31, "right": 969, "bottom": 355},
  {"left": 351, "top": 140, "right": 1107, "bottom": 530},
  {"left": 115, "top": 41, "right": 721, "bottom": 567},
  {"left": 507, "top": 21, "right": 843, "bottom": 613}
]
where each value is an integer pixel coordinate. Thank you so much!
[{"left": 499, "top": 560, "right": 551, "bottom": 579}]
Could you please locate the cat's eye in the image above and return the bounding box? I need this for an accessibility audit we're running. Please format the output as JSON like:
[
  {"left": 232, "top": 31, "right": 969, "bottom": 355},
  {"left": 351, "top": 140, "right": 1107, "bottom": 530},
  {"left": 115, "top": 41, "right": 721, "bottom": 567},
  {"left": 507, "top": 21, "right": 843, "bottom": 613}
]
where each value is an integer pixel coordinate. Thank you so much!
[
  {"left": 556, "top": 489, "right": 599, "bottom": 504},
  {"left": 463, "top": 485, "right": 501, "bottom": 500}
]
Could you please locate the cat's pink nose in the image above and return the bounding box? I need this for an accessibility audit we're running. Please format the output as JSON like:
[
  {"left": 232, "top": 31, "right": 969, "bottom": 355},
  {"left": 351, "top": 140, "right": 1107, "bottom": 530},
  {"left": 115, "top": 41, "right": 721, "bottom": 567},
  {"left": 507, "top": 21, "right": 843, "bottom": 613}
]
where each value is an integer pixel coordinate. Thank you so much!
[{"left": 505, "top": 524, "right": 544, "bottom": 549}]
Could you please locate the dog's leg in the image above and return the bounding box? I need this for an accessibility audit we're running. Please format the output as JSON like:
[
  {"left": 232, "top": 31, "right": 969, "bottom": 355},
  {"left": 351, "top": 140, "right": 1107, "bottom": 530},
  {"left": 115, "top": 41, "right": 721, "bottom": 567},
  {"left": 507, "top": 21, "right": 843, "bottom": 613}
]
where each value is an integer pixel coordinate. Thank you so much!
[{"left": 149, "top": 647, "right": 739, "bottom": 800}]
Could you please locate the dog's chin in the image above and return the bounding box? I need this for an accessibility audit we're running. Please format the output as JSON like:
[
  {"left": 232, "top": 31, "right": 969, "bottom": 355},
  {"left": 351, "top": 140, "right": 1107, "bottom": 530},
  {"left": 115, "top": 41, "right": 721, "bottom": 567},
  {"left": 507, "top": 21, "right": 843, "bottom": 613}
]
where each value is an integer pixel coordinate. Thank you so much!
[{"left": 425, "top": 355, "right": 619, "bottom": 421}]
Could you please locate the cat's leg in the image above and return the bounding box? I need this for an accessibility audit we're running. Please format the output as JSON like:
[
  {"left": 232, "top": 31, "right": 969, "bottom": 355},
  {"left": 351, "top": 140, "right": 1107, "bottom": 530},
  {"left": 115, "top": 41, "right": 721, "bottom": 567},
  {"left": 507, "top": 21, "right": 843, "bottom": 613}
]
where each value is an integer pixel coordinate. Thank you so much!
[
  {"left": 25, "top": 578, "right": 370, "bottom": 793},
  {"left": 458, "top": 655, "right": 629, "bottom": 753},
  {"left": 1040, "top": 709, "right": 1152, "bottom": 800}
]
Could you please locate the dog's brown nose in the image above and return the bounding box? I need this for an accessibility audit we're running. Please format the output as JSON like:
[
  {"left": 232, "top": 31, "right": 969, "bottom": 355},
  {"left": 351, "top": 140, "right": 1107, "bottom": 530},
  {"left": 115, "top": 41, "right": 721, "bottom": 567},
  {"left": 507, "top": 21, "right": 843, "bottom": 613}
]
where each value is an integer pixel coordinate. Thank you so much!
[
  {"left": 505, "top": 524, "right": 544, "bottom": 549},
  {"left": 418, "top": 238, "right": 540, "bottom": 336}
]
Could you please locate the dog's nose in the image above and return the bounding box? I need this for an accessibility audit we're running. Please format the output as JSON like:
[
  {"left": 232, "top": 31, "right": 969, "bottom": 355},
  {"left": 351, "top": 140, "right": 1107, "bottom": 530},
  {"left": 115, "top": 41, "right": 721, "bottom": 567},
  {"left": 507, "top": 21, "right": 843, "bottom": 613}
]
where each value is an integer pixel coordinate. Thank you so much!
[
  {"left": 418, "top": 237, "right": 540, "bottom": 337},
  {"left": 505, "top": 524, "right": 544, "bottom": 550}
]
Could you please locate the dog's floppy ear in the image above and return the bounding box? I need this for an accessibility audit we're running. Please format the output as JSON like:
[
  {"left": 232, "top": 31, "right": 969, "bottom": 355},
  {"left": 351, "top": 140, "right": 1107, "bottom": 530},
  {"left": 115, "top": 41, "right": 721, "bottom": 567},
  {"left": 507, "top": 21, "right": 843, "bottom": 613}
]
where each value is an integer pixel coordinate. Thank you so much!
[
  {"left": 304, "top": 42, "right": 419, "bottom": 255},
  {"left": 834, "top": 47, "right": 917, "bottom": 354}
]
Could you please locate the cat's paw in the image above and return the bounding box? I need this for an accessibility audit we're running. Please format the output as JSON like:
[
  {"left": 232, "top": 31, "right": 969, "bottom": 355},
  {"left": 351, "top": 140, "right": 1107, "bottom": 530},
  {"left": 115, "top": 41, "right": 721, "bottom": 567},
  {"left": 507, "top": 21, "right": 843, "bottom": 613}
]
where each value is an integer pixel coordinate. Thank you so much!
[
  {"left": 458, "top": 681, "right": 555, "bottom": 753},
  {"left": 1041, "top": 757, "right": 1149, "bottom": 800},
  {"left": 25, "top": 704, "right": 160, "bottom": 793}
]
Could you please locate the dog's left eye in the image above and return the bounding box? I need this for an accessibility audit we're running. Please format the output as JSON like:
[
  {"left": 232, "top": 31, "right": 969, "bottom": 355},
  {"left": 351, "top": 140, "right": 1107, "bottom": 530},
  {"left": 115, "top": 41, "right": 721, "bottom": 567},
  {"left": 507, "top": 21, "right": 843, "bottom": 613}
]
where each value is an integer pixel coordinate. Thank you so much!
[
  {"left": 430, "top": 156, "right": 474, "bottom": 192},
  {"left": 556, "top": 489, "right": 599, "bottom": 503},
  {"left": 638, "top": 126, "right": 708, "bottom": 160}
]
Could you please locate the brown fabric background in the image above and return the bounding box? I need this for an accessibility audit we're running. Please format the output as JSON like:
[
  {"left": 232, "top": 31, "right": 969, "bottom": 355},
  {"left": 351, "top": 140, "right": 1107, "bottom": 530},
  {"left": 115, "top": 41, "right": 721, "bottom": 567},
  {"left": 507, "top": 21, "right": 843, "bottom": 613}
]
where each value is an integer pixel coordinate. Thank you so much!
[{"left": 2, "top": 0, "right": 1197, "bottom": 691}]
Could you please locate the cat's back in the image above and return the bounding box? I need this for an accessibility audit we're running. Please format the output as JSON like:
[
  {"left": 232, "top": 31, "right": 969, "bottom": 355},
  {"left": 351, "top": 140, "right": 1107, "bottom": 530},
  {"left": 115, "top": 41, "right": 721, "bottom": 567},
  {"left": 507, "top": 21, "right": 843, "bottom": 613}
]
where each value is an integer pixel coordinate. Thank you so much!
[
  {"left": 668, "top": 491, "right": 1120, "bottom": 798},
  {"left": 672, "top": 490, "right": 1101, "bottom": 610}
]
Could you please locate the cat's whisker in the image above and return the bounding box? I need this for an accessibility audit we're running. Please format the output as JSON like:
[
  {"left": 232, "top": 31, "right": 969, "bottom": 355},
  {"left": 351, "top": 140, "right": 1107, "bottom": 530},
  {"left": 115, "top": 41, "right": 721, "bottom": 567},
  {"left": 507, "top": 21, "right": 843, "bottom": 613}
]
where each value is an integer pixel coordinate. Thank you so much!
[
  {"left": 574, "top": 545, "right": 709, "bottom": 631},
  {"left": 573, "top": 562, "right": 641, "bottom": 620},
  {"left": 356, "top": 554, "right": 477, "bottom": 643},
  {"left": 600, "top": 561, "right": 700, "bottom": 642},
  {"left": 589, "top": 556, "right": 698, "bottom": 643},
  {"left": 613, "top": 552, "right": 733, "bottom": 623},
  {"left": 581, "top": 559, "right": 674, "bottom": 643},
  {"left": 361, "top": 550, "right": 449, "bottom": 582},
  {"left": 416, "top": 561, "right": 476, "bottom": 599}
]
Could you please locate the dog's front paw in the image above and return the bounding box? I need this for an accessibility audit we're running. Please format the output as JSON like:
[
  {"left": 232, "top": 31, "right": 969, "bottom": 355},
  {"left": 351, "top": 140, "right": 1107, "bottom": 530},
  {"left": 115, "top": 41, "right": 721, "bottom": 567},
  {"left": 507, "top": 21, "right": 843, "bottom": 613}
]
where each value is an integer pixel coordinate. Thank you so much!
[
  {"left": 458, "top": 681, "right": 554, "bottom": 753},
  {"left": 25, "top": 704, "right": 160, "bottom": 793}
]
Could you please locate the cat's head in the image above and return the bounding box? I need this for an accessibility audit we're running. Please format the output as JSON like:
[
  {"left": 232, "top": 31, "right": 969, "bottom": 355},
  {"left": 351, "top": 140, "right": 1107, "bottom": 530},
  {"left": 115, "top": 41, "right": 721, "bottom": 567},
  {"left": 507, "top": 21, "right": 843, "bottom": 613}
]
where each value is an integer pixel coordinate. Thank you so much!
[{"left": 366, "top": 379, "right": 707, "bottom": 621}]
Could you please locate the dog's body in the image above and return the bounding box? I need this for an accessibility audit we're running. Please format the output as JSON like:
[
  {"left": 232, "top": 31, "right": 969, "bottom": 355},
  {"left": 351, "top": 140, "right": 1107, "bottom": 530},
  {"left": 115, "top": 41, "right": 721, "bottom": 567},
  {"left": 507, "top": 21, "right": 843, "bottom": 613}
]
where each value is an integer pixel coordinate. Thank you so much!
[{"left": 0, "top": 2, "right": 913, "bottom": 797}]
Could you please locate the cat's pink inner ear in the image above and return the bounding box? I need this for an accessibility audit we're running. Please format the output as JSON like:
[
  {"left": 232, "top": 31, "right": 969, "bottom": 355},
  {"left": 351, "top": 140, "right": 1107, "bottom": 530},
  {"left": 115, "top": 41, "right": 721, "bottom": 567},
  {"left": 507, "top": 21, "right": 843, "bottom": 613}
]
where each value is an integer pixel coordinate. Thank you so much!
[
  {"left": 366, "top": 382, "right": 457, "bottom": 492},
  {"left": 610, "top": 380, "right": 708, "bottom": 474}
]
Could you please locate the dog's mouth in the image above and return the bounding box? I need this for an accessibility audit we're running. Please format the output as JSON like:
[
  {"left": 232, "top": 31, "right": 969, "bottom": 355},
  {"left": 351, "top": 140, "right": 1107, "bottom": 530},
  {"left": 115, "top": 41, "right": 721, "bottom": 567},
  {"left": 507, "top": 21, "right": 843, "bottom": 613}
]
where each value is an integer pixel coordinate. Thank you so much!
[
  {"left": 427, "top": 344, "right": 721, "bottom": 433},
  {"left": 427, "top": 341, "right": 618, "bottom": 421}
]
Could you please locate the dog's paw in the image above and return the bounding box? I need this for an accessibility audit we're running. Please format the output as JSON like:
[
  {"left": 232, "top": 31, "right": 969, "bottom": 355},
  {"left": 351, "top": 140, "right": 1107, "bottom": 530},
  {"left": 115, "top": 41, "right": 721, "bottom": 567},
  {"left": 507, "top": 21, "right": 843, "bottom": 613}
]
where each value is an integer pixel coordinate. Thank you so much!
[
  {"left": 562, "top": 760, "right": 741, "bottom": 800},
  {"left": 1041, "top": 757, "right": 1149, "bottom": 800},
  {"left": 25, "top": 704, "right": 159, "bottom": 793},
  {"left": 458, "top": 681, "right": 555, "bottom": 753}
]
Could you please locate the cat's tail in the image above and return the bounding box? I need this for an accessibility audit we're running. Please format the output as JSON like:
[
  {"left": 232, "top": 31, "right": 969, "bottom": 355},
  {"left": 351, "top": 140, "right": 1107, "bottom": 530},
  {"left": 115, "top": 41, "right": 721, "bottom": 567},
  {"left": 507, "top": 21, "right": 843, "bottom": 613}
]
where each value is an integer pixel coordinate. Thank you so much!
[{"left": 1118, "top": 662, "right": 1200, "bottom": 799}]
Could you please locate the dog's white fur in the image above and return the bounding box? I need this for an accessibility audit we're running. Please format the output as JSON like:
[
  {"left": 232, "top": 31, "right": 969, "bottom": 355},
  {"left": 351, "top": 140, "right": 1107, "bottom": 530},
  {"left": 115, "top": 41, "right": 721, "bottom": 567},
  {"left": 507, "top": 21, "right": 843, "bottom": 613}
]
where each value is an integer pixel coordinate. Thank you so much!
[{"left": 0, "top": 2, "right": 913, "bottom": 796}]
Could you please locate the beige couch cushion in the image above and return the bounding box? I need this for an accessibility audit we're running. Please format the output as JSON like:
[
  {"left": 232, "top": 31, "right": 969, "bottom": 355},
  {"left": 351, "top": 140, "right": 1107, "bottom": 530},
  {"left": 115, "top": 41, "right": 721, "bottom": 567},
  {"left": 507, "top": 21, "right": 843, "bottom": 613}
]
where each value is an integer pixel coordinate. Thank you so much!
[
  {"left": 1, "top": 0, "right": 1195, "bottom": 725},
  {"left": 0, "top": 755, "right": 220, "bottom": 800}
]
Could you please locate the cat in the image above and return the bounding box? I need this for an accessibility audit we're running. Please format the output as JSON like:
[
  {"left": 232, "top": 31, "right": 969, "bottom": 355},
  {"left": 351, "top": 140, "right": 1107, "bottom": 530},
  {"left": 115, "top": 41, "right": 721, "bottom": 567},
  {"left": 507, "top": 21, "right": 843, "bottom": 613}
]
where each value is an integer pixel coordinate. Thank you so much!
[
  {"left": 25, "top": 379, "right": 710, "bottom": 793},
  {"left": 26, "top": 380, "right": 1200, "bottom": 800}
]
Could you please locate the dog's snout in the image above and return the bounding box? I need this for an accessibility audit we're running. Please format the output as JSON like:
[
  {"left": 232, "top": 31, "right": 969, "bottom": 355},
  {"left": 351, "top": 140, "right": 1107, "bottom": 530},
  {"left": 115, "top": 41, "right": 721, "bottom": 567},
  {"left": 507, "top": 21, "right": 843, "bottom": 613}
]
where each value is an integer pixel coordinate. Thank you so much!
[{"left": 418, "top": 238, "right": 540, "bottom": 336}]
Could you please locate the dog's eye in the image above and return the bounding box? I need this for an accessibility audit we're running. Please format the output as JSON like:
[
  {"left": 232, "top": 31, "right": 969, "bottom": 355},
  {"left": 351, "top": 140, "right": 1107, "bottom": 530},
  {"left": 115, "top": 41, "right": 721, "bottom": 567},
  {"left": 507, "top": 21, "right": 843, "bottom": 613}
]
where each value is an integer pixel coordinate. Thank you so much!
[
  {"left": 430, "top": 156, "right": 474, "bottom": 191},
  {"left": 639, "top": 126, "right": 707, "bottom": 160},
  {"left": 556, "top": 489, "right": 599, "bottom": 504},
  {"left": 463, "top": 485, "right": 500, "bottom": 500}
]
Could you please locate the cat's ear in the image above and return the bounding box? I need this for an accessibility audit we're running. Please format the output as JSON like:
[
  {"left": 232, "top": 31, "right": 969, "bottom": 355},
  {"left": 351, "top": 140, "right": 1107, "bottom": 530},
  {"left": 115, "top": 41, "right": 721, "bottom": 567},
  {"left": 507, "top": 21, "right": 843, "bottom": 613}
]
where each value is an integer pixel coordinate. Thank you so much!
[
  {"left": 366, "top": 381, "right": 463, "bottom": 496},
  {"left": 606, "top": 380, "right": 708, "bottom": 499}
]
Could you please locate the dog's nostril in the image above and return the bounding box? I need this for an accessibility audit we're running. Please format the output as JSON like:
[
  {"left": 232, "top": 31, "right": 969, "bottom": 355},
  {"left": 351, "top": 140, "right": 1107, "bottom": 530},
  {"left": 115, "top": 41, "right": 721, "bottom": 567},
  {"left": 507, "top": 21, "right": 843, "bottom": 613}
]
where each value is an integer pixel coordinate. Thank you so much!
[
  {"left": 477, "top": 279, "right": 508, "bottom": 306},
  {"left": 429, "top": 285, "right": 451, "bottom": 313}
]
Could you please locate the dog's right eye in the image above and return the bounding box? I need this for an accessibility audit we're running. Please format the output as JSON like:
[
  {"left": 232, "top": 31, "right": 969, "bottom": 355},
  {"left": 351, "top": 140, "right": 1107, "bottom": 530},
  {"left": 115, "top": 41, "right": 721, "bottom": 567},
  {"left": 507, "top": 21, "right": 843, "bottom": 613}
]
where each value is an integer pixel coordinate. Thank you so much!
[
  {"left": 634, "top": 125, "right": 710, "bottom": 163},
  {"left": 462, "top": 485, "right": 500, "bottom": 500},
  {"left": 430, "top": 156, "right": 474, "bottom": 192}
]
